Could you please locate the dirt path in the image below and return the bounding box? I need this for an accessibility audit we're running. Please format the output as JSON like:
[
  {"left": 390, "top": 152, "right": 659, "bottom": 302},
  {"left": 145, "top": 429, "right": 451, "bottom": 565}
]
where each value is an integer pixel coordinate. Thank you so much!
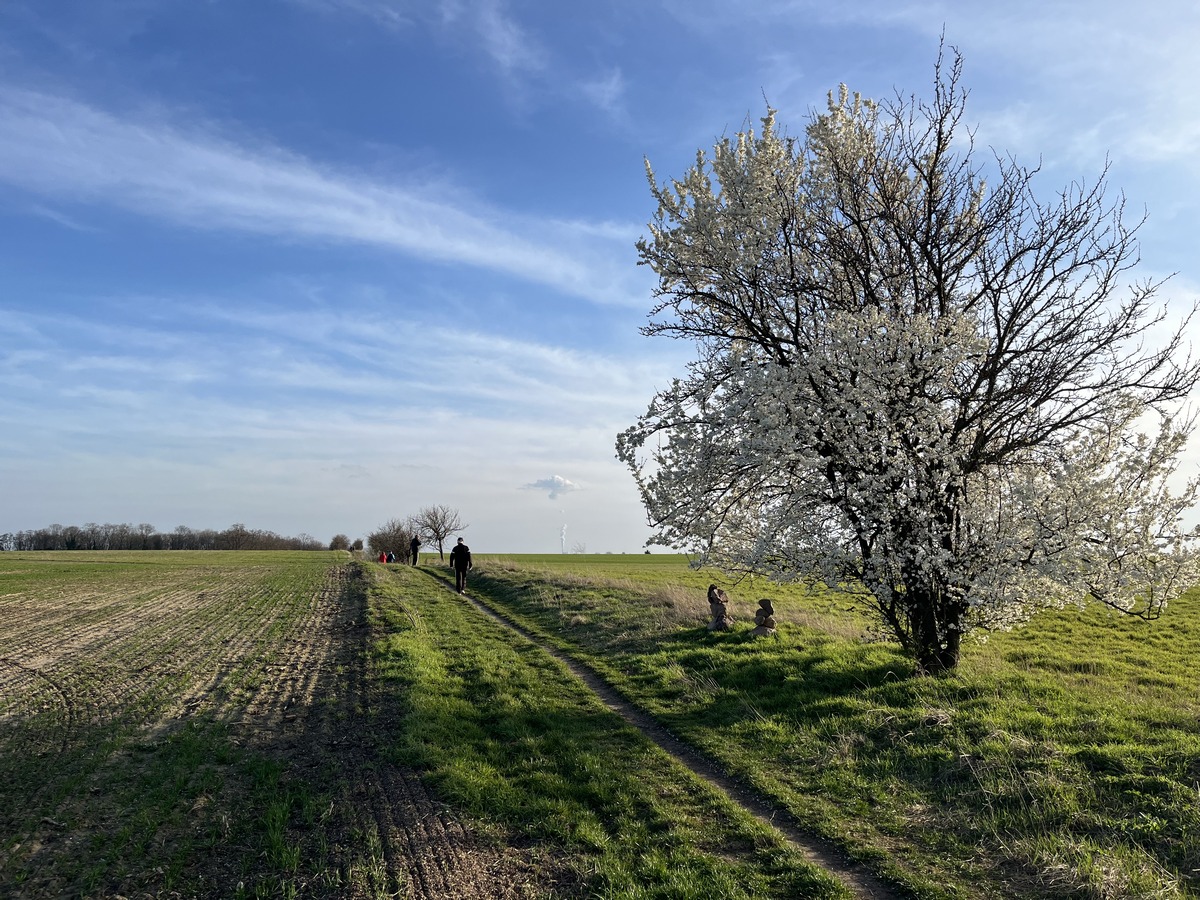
[{"left": 446, "top": 576, "right": 907, "bottom": 900}]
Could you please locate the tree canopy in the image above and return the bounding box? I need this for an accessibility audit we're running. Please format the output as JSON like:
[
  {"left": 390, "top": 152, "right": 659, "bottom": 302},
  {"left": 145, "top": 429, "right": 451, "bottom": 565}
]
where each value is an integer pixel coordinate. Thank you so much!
[
  {"left": 617, "top": 51, "right": 1200, "bottom": 673},
  {"left": 411, "top": 505, "right": 467, "bottom": 560}
]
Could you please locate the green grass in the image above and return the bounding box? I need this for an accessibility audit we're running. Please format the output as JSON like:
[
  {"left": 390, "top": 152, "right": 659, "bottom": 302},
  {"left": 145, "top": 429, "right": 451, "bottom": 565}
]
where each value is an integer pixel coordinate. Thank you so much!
[
  {"left": 465, "top": 554, "right": 1200, "bottom": 899},
  {"left": 8, "top": 548, "right": 1195, "bottom": 898},
  {"left": 367, "top": 561, "right": 852, "bottom": 899}
]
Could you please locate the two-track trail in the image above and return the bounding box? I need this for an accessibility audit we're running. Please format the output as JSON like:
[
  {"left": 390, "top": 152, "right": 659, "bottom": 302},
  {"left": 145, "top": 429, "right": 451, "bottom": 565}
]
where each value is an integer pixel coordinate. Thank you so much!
[{"left": 441, "top": 572, "right": 905, "bottom": 900}]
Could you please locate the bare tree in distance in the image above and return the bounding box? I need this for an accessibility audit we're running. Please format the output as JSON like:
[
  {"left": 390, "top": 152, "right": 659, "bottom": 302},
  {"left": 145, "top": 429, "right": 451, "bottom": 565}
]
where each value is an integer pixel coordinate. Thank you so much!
[
  {"left": 618, "top": 48, "right": 1200, "bottom": 674},
  {"left": 411, "top": 505, "right": 467, "bottom": 560},
  {"left": 224, "top": 523, "right": 251, "bottom": 551},
  {"left": 366, "top": 518, "right": 417, "bottom": 562}
]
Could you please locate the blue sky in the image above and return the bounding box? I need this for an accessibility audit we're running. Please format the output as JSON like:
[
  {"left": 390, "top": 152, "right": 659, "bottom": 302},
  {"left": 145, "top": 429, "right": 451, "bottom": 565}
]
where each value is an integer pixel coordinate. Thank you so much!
[{"left": 2, "top": 1, "right": 1199, "bottom": 553}]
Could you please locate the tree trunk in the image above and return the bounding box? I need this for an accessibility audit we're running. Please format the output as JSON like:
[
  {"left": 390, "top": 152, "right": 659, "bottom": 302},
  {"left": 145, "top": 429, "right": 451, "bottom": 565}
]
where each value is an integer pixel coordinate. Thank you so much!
[{"left": 910, "top": 584, "right": 961, "bottom": 675}]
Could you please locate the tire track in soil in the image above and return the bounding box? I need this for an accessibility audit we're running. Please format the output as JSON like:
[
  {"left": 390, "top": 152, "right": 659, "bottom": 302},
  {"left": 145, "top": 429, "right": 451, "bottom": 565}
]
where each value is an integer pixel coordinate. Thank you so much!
[
  {"left": 446, "top": 576, "right": 908, "bottom": 900},
  {"left": 363, "top": 766, "right": 541, "bottom": 900},
  {"left": 0, "top": 658, "right": 76, "bottom": 756},
  {"left": 341, "top": 576, "right": 559, "bottom": 900}
]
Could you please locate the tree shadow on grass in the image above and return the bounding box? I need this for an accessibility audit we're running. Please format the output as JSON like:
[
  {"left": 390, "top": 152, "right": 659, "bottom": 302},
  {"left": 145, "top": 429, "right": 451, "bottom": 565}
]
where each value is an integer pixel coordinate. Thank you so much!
[
  {"left": 645, "top": 633, "right": 915, "bottom": 731},
  {"left": 386, "top": 565, "right": 867, "bottom": 900}
]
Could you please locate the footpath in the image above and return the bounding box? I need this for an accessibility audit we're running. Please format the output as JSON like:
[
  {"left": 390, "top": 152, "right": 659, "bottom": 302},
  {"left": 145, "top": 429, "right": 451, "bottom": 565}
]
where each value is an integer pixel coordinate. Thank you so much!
[{"left": 426, "top": 569, "right": 905, "bottom": 900}]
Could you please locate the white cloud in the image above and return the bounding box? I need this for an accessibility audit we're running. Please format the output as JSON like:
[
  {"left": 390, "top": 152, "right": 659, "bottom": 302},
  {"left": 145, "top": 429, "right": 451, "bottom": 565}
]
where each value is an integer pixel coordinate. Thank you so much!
[
  {"left": 523, "top": 475, "right": 579, "bottom": 499},
  {"left": 580, "top": 67, "right": 626, "bottom": 116},
  {"left": 287, "top": 0, "right": 640, "bottom": 125},
  {"left": 291, "top": 0, "right": 415, "bottom": 29},
  {"left": 294, "top": 0, "right": 545, "bottom": 77},
  {"left": 474, "top": 0, "right": 545, "bottom": 75},
  {"left": 0, "top": 299, "right": 679, "bottom": 472},
  {"left": 0, "top": 87, "right": 644, "bottom": 306},
  {"left": 27, "top": 203, "right": 99, "bottom": 232},
  {"left": 656, "top": 1, "right": 1200, "bottom": 174}
]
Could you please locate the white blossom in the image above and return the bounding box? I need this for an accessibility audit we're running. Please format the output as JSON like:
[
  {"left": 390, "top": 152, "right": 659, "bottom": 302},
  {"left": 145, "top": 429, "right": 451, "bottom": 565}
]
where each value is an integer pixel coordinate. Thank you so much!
[{"left": 618, "top": 50, "right": 1200, "bottom": 673}]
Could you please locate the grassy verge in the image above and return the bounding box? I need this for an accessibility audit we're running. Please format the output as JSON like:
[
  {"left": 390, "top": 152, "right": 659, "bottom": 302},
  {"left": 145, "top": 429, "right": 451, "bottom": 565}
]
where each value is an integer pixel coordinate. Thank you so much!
[
  {"left": 465, "top": 554, "right": 1200, "bottom": 900},
  {"left": 367, "top": 561, "right": 854, "bottom": 898}
]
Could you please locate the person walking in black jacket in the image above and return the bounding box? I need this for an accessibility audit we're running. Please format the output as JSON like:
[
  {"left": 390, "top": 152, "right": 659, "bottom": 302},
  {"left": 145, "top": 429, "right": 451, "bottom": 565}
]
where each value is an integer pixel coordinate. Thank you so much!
[{"left": 449, "top": 537, "right": 472, "bottom": 593}]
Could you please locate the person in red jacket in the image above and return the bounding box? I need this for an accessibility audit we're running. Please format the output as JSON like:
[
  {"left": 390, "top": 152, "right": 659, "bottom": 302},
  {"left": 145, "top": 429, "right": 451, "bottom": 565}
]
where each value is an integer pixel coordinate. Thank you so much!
[{"left": 449, "top": 538, "right": 472, "bottom": 593}]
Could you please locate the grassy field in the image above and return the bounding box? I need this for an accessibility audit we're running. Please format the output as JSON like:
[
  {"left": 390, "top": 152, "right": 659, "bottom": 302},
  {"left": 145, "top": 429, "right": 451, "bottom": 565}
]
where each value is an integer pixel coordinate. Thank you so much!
[
  {"left": 366, "top": 561, "right": 851, "bottom": 899},
  {"left": 0, "top": 551, "right": 848, "bottom": 899},
  {"left": 2, "top": 550, "right": 1197, "bottom": 898},
  {"left": 468, "top": 554, "right": 1200, "bottom": 899},
  {"left": 0, "top": 551, "right": 378, "bottom": 898}
]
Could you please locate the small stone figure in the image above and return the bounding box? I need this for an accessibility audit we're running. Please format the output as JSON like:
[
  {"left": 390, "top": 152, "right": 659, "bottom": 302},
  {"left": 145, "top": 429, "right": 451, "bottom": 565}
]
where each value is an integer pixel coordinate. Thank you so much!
[
  {"left": 751, "top": 599, "right": 777, "bottom": 637},
  {"left": 707, "top": 584, "right": 734, "bottom": 632}
]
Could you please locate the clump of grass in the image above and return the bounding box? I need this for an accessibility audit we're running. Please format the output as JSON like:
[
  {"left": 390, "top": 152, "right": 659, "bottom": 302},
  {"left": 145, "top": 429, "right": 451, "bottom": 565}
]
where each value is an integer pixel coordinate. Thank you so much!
[
  {"left": 648, "top": 582, "right": 710, "bottom": 625},
  {"left": 1015, "top": 834, "right": 1183, "bottom": 900}
]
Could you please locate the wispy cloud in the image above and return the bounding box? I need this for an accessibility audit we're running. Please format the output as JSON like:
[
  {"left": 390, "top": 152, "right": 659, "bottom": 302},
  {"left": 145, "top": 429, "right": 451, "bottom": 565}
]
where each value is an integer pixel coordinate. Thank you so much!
[
  {"left": 473, "top": 0, "right": 545, "bottom": 75},
  {"left": 287, "top": 0, "right": 633, "bottom": 118},
  {"left": 657, "top": 1, "right": 1200, "bottom": 176},
  {"left": 295, "top": 0, "right": 545, "bottom": 77},
  {"left": 292, "top": 0, "right": 415, "bottom": 30},
  {"left": 27, "top": 203, "right": 100, "bottom": 232},
  {"left": 523, "top": 475, "right": 579, "bottom": 499},
  {"left": 580, "top": 67, "right": 626, "bottom": 117},
  {"left": 0, "top": 299, "right": 677, "bottom": 454},
  {"left": 0, "top": 295, "right": 657, "bottom": 544},
  {"left": 0, "top": 87, "right": 642, "bottom": 305}
]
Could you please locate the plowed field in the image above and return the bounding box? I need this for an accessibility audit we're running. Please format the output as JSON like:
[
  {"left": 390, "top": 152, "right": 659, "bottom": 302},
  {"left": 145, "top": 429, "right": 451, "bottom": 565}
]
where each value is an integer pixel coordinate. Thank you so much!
[{"left": 0, "top": 552, "right": 549, "bottom": 899}]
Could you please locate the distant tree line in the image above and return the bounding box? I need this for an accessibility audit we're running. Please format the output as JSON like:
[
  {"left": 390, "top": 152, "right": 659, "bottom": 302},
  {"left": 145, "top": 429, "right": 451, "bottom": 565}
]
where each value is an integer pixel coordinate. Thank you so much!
[{"left": 0, "top": 522, "right": 326, "bottom": 552}]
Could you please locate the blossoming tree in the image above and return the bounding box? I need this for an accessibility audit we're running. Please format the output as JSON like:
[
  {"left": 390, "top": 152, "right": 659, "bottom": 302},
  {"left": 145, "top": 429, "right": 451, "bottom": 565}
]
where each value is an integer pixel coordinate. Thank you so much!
[{"left": 617, "top": 52, "right": 1200, "bottom": 673}]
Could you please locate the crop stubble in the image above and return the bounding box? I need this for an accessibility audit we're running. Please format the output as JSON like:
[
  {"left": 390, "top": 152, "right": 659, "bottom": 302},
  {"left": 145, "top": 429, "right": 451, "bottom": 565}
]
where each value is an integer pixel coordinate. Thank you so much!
[{"left": 0, "top": 554, "right": 544, "bottom": 898}]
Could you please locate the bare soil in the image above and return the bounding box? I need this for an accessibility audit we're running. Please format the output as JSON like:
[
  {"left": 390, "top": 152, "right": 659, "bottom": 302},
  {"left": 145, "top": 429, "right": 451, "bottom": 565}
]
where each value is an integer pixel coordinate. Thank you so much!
[{"left": 0, "top": 560, "right": 565, "bottom": 898}]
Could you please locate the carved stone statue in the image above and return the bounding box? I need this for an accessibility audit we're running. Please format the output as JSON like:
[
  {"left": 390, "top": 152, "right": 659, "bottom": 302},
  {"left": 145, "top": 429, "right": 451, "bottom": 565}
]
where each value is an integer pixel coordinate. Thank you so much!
[
  {"left": 707, "top": 584, "right": 734, "bottom": 631},
  {"left": 750, "top": 598, "right": 777, "bottom": 637}
]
